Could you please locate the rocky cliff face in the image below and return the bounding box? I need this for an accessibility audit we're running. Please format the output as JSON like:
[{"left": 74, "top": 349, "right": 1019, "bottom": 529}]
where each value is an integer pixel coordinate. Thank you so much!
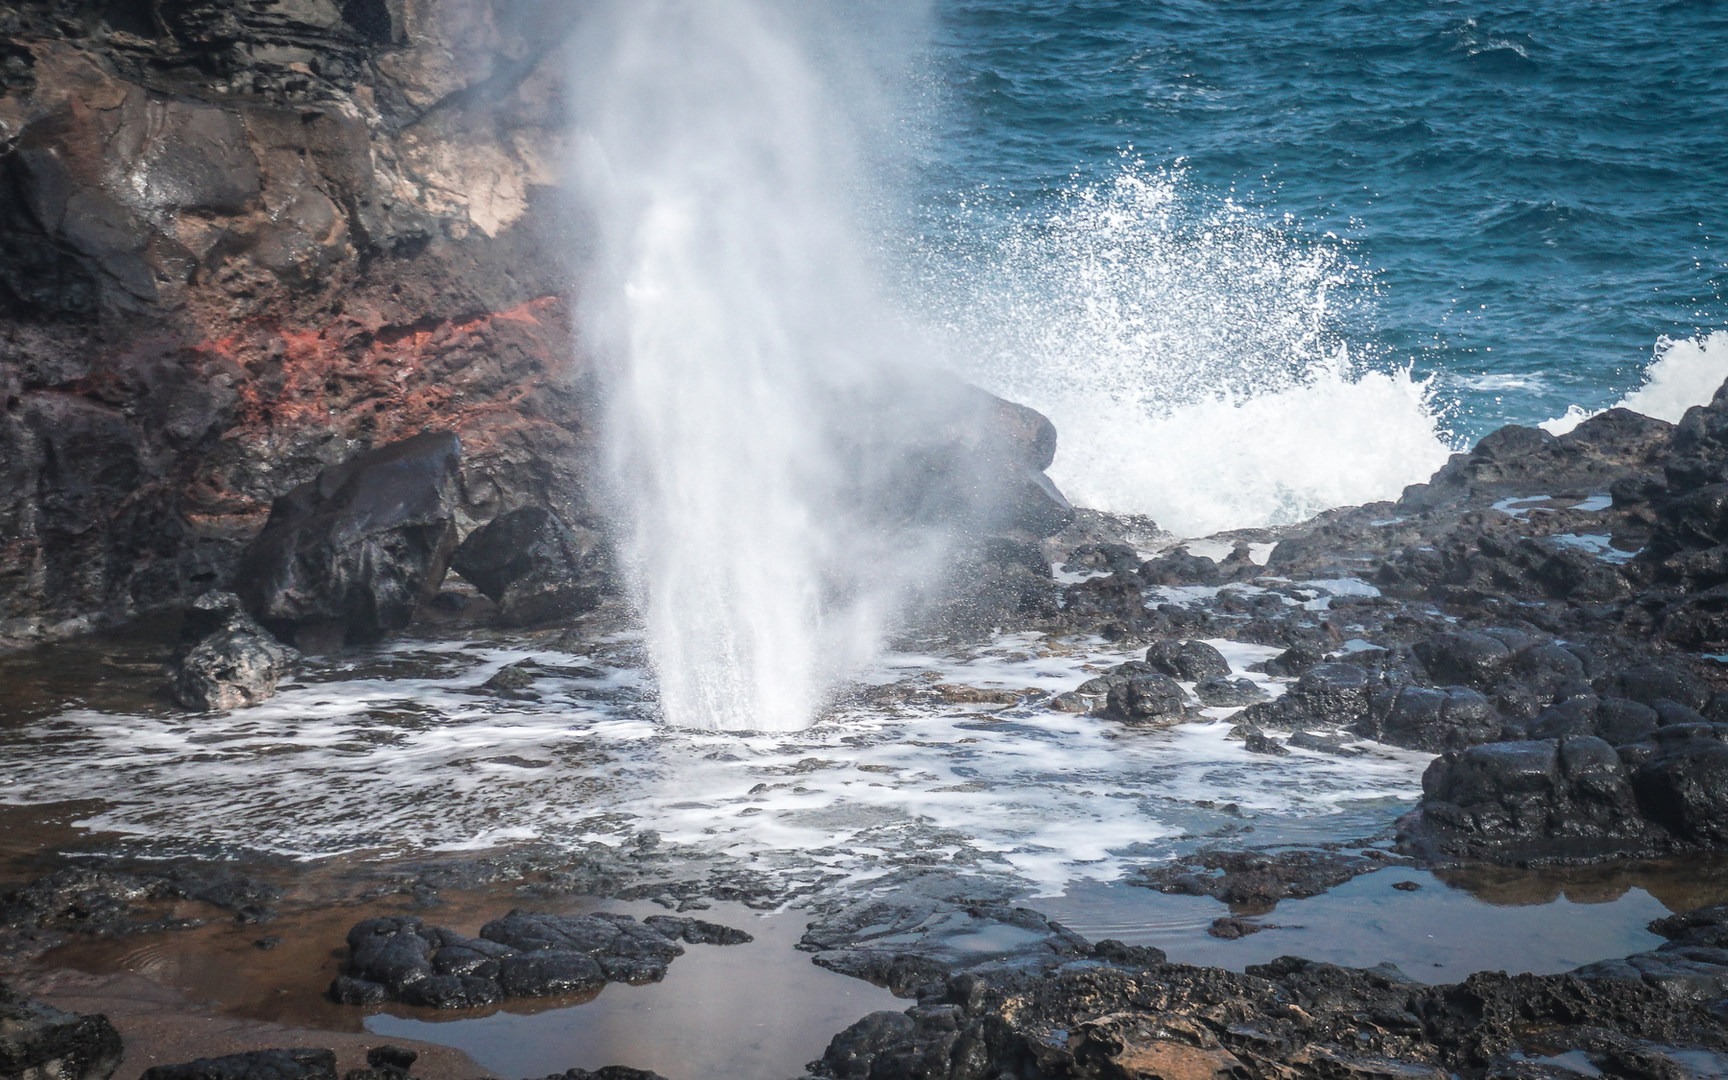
[{"left": 0, "top": 0, "right": 591, "bottom": 646}]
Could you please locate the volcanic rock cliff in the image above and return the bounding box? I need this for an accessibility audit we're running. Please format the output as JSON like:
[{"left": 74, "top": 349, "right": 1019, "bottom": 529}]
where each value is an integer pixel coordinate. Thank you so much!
[{"left": 0, "top": 0, "right": 589, "bottom": 647}]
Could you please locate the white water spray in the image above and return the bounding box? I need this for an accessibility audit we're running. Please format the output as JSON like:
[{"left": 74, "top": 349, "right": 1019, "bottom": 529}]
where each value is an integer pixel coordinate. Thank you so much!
[
  {"left": 921, "top": 165, "right": 1455, "bottom": 538},
  {"left": 568, "top": 3, "right": 933, "bottom": 732}
]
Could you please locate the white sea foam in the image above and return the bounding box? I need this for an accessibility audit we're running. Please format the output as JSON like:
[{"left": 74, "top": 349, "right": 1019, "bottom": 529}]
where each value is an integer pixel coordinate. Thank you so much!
[
  {"left": 0, "top": 636, "right": 1427, "bottom": 895},
  {"left": 920, "top": 164, "right": 1455, "bottom": 538},
  {"left": 1542, "top": 330, "right": 1728, "bottom": 435}
]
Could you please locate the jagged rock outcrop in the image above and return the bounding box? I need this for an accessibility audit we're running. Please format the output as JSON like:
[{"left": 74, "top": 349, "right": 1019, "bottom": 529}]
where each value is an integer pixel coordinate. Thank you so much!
[{"left": 0, "top": 0, "right": 596, "bottom": 649}]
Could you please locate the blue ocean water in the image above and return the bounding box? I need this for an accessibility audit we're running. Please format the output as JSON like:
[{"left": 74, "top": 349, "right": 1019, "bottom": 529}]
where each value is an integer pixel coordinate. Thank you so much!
[{"left": 915, "top": 0, "right": 1727, "bottom": 439}]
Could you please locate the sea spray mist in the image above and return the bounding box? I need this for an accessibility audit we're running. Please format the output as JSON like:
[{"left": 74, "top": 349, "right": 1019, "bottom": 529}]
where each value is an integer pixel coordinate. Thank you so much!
[{"left": 566, "top": 2, "right": 940, "bottom": 731}]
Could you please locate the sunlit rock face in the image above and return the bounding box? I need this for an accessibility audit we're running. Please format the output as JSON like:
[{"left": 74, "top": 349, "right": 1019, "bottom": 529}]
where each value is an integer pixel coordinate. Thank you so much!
[{"left": 0, "top": 0, "right": 596, "bottom": 645}]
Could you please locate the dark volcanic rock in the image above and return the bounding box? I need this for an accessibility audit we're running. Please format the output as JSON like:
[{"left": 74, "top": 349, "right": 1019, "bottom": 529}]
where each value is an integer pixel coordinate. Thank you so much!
[
  {"left": 0, "top": 981, "right": 122, "bottom": 1080},
  {"left": 332, "top": 909, "right": 749, "bottom": 1009},
  {"left": 1237, "top": 662, "right": 1374, "bottom": 731},
  {"left": 1103, "top": 672, "right": 1190, "bottom": 727},
  {"left": 140, "top": 1050, "right": 336, "bottom": 1080},
  {"left": 1142, "top": 639, "right": 1230, "bottom": 680},
  {"left": 805, "top": 946, "right": 1728, "bottom": 1080},
  {"left": 1136, "top": 847, "right": 1388, "bottom": 906},
  {"left": 1403, "top": 718, "right": 1728, "bottom": 865},
  {"left": 800, "top": 879, "right": 1089, "bottom": 995},
  {"left": 1194, "top": 675, "right": 1268, "bottom": 707},
  {"left": 806, "top": 887, "right": 1728, "bottom": 1080},
  {"left": 235, "top": 433, "right": 461, "bottom": 650},
  {"left": 0, "top": 865, "right": 280, "bottom": 950},
  {"left": 1359, "top": 684, "right": 1503, "bottom": 752},
  {"left": 450, "top": 506, "right": 608, "bottom": 627},
  {"left": 169, "top": 590, "right": 296, "bottom": 710}
]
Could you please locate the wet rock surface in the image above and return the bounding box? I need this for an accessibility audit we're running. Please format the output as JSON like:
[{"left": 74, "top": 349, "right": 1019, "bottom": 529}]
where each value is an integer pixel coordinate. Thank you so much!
[
  {"left": 0, "top": 865, "right": 281, "bottom": 959},
  {"left": 140, "top": 1050, "right": 337, "bottom": 1080},
  {"left": 330, "top": 910, "right": 751, "bottom": 1009},
  {"left": 1135, "top": 846, "right": 1403, "bottom": 907},
  {"left": 803, "top": 895, "right": 1728, "bottom": 1080},
  {"left": 0, "top": 980, "right": 122, "bottom": 1080}
]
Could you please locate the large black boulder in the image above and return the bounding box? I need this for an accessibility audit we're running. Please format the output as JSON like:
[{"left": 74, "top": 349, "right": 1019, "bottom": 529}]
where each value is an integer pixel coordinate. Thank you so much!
[
  {"left": 235, "top": 432, "right": 461, "bottom": 650},
  {"left": 1358, "top": 684, "right": 1502, "bottom": 752},
  {"left": 450, "top": 506, "right": 608, "bottom": 627},
  {"left": 1399, "top": 729, "right": 1728, "bottom": 863}
]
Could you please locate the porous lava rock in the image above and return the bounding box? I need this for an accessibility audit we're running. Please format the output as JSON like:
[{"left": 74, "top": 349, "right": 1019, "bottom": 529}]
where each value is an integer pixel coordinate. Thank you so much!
[
  {"left": 0, "top": 981, "right": 122, "bottom": 1080},
  {"left": 169, "top": 590, "right": 296, "bottom": 710},
  {"left": 235, "top": 432, "right": 461, "bottom": 650},
  {"left": 449, "top": 505, "right": 608, "bottom": 627},
  {"left": 329, "top": 910, "right": 750, "bottom": 1009}
]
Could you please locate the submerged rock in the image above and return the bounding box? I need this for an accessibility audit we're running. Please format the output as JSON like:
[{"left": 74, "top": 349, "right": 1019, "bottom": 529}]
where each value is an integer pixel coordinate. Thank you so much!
[
  {"left": 235, "top": 433, "right": 462, "bottom": 651},
  {"left": 1136, "top": 847, "right": 1389, "bottom": 906},
  {"left": 169, "top": 591, "right": 296, "bottom": 711},
  {"left": 0, "top": 981, "right": 122, "bottom": 1080}
]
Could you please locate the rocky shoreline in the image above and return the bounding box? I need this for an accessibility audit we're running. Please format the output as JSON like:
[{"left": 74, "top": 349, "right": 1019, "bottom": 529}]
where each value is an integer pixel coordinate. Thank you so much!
[
  {"left": 9, "top": 379, "right": 1728, "bottom": 1078},
  {"left": 8, "top": 2, "right": 1728, "bottom": 1079}
]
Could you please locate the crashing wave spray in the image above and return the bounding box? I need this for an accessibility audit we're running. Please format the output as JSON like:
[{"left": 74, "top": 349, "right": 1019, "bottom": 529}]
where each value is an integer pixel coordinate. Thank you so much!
[
  {"left": 1542, "top": 330, "right": 1728, "bottom": 435},
  {"left": 922, "top": 165, "right": 1454, "bottom": 538},
  {"left": 567, "top": 2, "right": 932, "bottom": 731}
]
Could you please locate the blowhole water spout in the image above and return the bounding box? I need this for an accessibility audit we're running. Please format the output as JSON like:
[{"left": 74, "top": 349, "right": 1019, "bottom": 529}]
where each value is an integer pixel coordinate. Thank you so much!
[{"left": 569, "top": 1, "right": 937, "bottom": 732}]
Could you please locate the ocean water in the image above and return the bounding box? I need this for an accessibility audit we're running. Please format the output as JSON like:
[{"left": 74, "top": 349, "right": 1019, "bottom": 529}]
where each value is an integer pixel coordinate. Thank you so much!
[{"left": 902, "top": 0, "right": 1728, "bottom": 533}]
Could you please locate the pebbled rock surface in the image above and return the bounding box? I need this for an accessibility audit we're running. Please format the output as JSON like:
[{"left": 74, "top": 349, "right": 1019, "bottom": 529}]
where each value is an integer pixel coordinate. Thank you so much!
[{"left": 329, "top": 909, "right": 750, "bottom": 1009}]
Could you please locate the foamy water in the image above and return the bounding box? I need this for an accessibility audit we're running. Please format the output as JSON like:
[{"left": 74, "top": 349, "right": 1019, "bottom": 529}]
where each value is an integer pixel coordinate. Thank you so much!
[
  {"left": 920, "top": 165, "right": 1457, "bottom": 537},
  {"left": 0, "top": 627, "right": 1426, "bottom": 897}
]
